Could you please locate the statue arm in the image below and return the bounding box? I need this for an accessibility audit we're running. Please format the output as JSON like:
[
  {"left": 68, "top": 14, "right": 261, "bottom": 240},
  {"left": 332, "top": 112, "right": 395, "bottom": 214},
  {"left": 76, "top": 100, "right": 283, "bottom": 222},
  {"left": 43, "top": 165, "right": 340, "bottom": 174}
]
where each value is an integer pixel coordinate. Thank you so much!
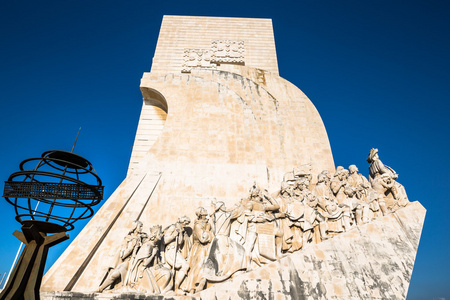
[
  {"left": 230, "top": 204, "right": 245, "bottom": 219},
  {"left": 120, "top": 236, "right": 139, "bottom": 259},
  {"left": 274, "top": 210, "right": 286, "bottom": 218},
  {"left": 252, "top": 215, "right": 268, "bottom": 223},
  {"left": 263, "top": 194, "right": 280, "bottom": 211}
]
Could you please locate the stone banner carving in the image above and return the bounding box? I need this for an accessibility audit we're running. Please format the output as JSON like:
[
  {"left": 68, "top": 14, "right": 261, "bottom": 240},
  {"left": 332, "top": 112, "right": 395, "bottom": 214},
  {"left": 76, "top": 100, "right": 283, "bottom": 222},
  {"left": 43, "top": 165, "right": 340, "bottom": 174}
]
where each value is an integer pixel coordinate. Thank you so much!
[
  {"left": 182, "top": 49, "right": 216, "bottom": 73},
  {"left": 94, "top": 148, "right": 409, "bottom": 296},
  {"left": 210, "top": 40, "right": 245, "bottom": 64},
  {"left": 182, "top": 40, "right": 245, "bottom": 73}
]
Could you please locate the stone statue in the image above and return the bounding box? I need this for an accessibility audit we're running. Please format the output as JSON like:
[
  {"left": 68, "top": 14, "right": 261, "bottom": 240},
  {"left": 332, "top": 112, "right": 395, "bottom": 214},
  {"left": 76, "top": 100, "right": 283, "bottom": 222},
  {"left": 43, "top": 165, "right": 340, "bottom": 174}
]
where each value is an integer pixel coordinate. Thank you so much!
[
  {"left": 239, "top": 184, "right": 282, "bottom": 269},
  {"left": 330, "top": 167, "right": 357, "bottom": 227},
  {"left": 367, "top": 148, "right": 409, "bottom": 209},
  {"left": 127, "top": 225, "right": 173, "bottom": 294},
  {"left": 313, "top": 172, "right": 332, "bottom": 206},
  {"left": 203, "top": 201, "right": 246, "bottom": 282},
  {"left": 285, "top": 178, "right": 326, "bottom": 251},
  {"left": 367, "top": 148, "right": 398, "bottom": 183},
  {"left": 346, "top": 165, "right": 371, "bottom": 224},
  {"left": 348, "top": 165, "right": 370, "bottom": 200},
  {"left": 295, "top": 178, "right": 328, "bottom": 243},
  {"left": 314, "top": 173, "right": 351, "bottom": 234},
  {"left": 320, "top": 170, "right": 332, "bottom": 187},
  {"left": 184, "top": 207, "right": 213, "bottom": 294},
  {"left": 370, "top": 174, "right": 400, "bottom": 212},
  {"left": 273, "top": 181, "right": 294, "bottom": 253},
  {"left": 330, "top": 167, "right": 352, "bottom": 205},
  {"left": 162, "top": 216, "right": 191, "bottom": 293},
  {"left": 287, "top": 179, "right": 309, "bottom": 251},
  {"left": 97, "top": 220, "right": 144, "bottom": 292}
]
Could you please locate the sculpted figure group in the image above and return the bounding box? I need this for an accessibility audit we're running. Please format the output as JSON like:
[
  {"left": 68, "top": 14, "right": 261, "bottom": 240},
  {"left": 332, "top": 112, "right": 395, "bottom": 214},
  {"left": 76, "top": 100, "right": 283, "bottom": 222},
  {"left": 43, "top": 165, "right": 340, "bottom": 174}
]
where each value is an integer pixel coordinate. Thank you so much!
[{"left": 97, "top": 148, "right": 409, "bottom": 296}]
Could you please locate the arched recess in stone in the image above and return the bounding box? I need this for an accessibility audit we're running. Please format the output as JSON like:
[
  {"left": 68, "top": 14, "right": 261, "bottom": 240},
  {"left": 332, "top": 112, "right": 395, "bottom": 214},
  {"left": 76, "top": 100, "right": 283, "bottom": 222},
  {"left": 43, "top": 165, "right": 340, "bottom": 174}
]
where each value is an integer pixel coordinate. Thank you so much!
[
  {"left": 141, "top": 87, "right": 168, "bottom": 112},
  {"left": 128, "top": 87, "right": 168, "bottom": 175}
]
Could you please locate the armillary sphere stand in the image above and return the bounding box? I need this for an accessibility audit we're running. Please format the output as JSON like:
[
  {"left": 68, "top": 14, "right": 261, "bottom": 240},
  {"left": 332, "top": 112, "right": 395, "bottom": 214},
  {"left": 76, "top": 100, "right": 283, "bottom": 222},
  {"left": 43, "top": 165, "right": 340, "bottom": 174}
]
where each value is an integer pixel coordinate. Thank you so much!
[{"left": 1, "top": 150, "right": 103, "bottom": 300}]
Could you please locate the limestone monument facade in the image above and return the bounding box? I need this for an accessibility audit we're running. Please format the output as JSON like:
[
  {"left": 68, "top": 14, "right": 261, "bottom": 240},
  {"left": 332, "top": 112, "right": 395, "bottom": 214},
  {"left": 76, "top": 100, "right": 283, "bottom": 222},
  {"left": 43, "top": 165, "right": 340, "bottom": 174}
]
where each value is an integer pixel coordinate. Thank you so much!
[{"left": 40, "top": 16, "right": 425, "bottom": 299}]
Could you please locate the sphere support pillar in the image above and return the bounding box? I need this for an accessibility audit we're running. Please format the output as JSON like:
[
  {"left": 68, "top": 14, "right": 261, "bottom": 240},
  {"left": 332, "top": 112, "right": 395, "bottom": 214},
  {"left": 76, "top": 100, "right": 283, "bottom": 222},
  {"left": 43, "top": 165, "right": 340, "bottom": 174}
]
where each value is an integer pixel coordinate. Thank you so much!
[{"left": 0, "top": 224, "right": 68, "bottom": 300}]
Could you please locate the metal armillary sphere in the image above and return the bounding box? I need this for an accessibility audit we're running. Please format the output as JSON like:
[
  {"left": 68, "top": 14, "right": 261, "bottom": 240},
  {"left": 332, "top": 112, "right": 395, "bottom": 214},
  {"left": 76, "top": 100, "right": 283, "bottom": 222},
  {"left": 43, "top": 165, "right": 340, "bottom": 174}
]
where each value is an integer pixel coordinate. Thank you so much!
[{"left": 0, "top": 149, "right": 103, "bottom": 300}]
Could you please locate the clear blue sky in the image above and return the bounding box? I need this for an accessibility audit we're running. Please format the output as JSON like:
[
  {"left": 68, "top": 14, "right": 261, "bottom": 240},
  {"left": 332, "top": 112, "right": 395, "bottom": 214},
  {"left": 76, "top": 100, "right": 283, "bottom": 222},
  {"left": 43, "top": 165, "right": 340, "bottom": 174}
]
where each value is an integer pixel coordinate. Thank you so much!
[{"left": 1, "top": 1, "right": 449, "bottom": 299}]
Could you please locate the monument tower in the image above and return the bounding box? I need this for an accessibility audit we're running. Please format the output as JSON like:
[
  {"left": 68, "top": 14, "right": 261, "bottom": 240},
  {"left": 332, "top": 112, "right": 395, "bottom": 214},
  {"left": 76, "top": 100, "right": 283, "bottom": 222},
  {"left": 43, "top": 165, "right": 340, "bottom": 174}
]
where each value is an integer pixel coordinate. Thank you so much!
[{"left": 41, "top": 16, "right": 424, "bottom": 299}]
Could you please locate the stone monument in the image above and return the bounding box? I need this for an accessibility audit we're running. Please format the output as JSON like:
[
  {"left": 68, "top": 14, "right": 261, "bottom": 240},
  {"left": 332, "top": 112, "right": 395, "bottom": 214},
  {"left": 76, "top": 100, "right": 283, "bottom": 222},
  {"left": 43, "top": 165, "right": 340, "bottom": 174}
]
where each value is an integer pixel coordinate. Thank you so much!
[{"left": 40, "top": 16, "right": 425, "bottom": 299}]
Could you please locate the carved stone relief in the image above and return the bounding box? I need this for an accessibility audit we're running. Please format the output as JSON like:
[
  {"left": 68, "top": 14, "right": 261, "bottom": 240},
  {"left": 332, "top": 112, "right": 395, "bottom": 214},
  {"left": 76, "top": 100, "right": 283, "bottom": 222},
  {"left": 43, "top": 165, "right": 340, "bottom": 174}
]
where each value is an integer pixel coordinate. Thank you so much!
[
  {"left": 210, "top": 40, "right": 245, "bottom": 64},
  {"left": 181, "top": 49, "right": 216, "bottom": 73},
  {"left": 95, "top": 148, "right": 410, "bottom": 296},
  {"left": 182, "top": 40, "right": 245, "bottom": 73}
]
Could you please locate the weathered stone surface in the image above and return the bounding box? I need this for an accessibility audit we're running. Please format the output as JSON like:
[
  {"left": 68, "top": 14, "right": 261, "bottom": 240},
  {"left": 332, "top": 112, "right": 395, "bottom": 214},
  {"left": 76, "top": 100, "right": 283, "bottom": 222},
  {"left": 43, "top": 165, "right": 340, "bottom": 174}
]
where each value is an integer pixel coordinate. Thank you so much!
[
  {"left": 150, "top": 16, "right": 279, "bottom": 75},
  {"left": 41, "top": 202, "right": 425, "bottom": 299}
]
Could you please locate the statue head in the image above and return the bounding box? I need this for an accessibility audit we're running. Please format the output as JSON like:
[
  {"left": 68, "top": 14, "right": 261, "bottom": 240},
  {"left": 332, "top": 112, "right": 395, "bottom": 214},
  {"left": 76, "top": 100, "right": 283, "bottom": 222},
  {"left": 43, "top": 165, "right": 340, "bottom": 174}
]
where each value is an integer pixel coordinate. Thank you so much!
[
  {"left": 367, "top": 148, "right": 379, "bottom": 163},
  {"left": 281, "top": 181, "right": 289, "bottom": 189},
  {"left": 334, "top": 167, "right": 349, "bottom": 180},
  {"left": 320, "top": 170, "right": 331, "bottom": 184},
  {"left": 149, "top": 225, "right": 163, "bottom": 241},
  {"left": 280, "top": 181, "right": 292, "bottom": 195},
  {"left": 295, "top": 178, "right": 309, "bottom": 191},
  {"left": 195, "top": 207, "right": 208, "bottom": 219},
  {"left": 178, "top": 216, "right": 191, "bottom": 227},
  {"left": 321, "top": 170, "right": 330, "bottom": 177},
  {"left": 250, "top": 185, "right": 261, "bottom": 199},
  {"left": 349, "top": 165, "right": 358, "bottom": 174},
  {"left": 130, "top": 220, "right": 143, "bottom": 234},
  {"left": 334, "top": 166, "right": 344, "bottom": 176},
  {"left": 317, "top": 173, "right": 326, "bottom": 183},
  {"left": 342, "top": 169, "right": 349, "bottom": 179}
]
